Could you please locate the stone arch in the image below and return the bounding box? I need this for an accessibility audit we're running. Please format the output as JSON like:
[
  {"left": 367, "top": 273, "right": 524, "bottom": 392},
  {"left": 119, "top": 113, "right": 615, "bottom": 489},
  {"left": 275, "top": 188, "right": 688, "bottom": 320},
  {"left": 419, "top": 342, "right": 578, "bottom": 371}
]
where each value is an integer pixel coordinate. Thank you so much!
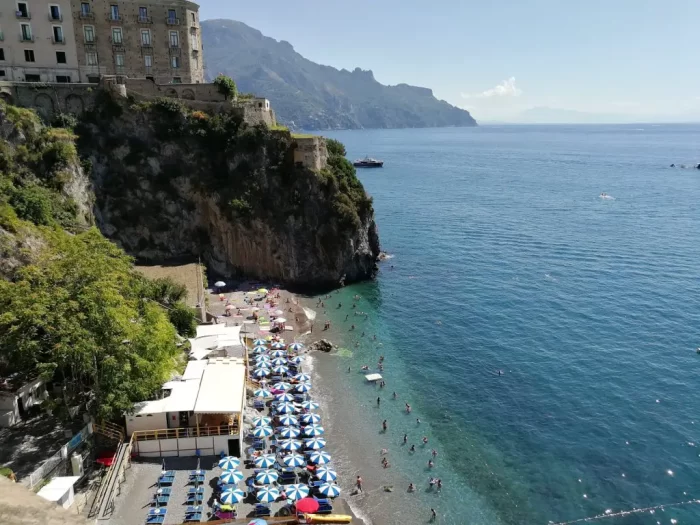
[
  {"left": 65, "top": 94, "right": 85, "bottom": 115},
  {"left": 33, "top": 93, "right": 55, "bottom": 120},
  {"left": 164, "top": 88, "right": 179, "bottom": 98},
  {"left": 181, "top": 89, "right": 195, "bottom": 100}
]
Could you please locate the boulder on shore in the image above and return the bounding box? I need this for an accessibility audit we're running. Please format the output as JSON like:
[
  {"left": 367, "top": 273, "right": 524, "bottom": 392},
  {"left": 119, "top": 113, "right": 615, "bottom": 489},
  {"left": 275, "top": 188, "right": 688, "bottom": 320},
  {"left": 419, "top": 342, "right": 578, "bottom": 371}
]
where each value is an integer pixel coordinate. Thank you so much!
[{"left": 309, "top": 339, "right": 334, "bottom": 353}]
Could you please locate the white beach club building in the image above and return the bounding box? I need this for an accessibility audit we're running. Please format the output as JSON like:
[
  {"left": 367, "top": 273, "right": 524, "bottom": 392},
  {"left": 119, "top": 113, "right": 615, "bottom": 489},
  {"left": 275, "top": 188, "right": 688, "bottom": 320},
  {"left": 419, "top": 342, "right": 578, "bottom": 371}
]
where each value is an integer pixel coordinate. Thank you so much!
[{"left": 126, "top": 357, "right": 246, "bottom": 458}]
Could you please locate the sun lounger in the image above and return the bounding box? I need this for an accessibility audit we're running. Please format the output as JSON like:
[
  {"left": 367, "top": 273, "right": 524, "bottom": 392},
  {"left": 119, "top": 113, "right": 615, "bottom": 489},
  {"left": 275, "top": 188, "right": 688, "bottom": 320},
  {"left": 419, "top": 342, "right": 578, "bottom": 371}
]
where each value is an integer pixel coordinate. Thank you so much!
[
  {"left": 146, "top": 508, "right": 166, "bottom": 524},
  {"left": 185, "top": 493, "right": 203, "bottom": 505},
  {"left": 189, "top": 469, "right": 205, "bottom": 476},
  {"left": 157, "top": 476, "right": 174, "bottom": 486},
  {"left": 187, "top": 486, "right": 205, "bottom": 495},
  {"left": 160, "top": 470, "right": 175, "bottom": 477},
  {"left": 188, "top": 474, "right": 205, "bottom": 484},
  {"left": 184, "top": 505, "right": 202, "bottom": 522},
  {"left": 255, "top": 504, "right": 271, "bottom": 517},
  {"left": 279, "top": 471, "right": 297, "bottom": 484},
  {"left": 152, "top": 495, "right": 169, "bottom": 506},
  {"left": 316, "top": 498, "right": 333, "bottom": 514},
  {"left": 146, "top": 515, "right": 165, "bottom": 524}
]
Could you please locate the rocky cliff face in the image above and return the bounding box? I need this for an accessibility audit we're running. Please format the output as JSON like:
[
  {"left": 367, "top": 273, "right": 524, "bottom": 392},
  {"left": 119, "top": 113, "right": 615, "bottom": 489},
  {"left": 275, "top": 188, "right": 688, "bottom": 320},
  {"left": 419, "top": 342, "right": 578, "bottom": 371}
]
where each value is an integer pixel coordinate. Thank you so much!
[{"left": 77, "top": 94, "right": 380, "bottom": 288}]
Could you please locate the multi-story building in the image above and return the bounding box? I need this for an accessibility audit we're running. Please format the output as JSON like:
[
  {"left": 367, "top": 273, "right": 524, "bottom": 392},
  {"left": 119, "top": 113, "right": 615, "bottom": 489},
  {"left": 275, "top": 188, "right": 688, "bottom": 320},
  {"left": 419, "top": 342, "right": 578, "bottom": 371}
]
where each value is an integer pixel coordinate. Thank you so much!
[
  {"left": 0, "top": 0, "right": 81, "bottom": 82},
  {"left": 70, "top": 0, "right": 203, "bottom": 84}
]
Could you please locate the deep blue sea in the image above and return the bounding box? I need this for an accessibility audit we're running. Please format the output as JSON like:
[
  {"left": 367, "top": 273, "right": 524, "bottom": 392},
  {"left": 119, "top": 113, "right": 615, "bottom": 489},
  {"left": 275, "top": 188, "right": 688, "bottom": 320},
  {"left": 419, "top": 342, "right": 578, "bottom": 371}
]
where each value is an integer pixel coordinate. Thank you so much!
[{"left": 307, "top": 124, "right": 700, "bottom": 525}]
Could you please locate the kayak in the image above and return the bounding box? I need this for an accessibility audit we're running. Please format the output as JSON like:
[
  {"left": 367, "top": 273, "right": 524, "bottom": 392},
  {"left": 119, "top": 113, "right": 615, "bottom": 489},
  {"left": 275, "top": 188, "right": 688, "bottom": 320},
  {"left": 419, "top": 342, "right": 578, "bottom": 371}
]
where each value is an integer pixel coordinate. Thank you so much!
[{"left": 301, "top": 514, "right": 352, "bottom": 524}]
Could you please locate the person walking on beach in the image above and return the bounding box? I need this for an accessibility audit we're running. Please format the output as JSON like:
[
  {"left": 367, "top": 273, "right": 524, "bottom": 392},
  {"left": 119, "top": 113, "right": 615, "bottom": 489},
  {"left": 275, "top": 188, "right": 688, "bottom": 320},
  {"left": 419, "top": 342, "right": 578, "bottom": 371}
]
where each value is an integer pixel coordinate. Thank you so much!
[
  {"left": 382, "top": 419, "right": 388, "bottom": 431},
  {"left": 403, "top": 433, "right": 408, "bottom": 444},
  {"left": 356, "top": 476, "right": 363, "bottom": 493},
  {"left": 430, "top": 508, "right": 437, "bottom": 522},
  {"left": 377, "top": 397, "right": 381, "bottom": 407}
]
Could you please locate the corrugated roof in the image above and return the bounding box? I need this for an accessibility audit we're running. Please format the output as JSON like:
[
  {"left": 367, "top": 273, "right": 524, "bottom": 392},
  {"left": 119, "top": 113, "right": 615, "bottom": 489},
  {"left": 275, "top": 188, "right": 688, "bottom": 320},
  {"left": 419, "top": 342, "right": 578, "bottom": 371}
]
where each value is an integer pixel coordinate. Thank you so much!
[{"left": 193, "top": 359, "right": 246, "bottom": 414}]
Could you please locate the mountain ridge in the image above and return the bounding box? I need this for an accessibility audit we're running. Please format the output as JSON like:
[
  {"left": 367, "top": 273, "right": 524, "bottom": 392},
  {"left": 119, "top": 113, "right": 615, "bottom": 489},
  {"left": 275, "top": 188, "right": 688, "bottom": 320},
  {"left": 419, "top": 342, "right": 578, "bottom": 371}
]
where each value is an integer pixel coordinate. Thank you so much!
[{"left": 201, "top": 19, "right": 476, "bottom": 130}]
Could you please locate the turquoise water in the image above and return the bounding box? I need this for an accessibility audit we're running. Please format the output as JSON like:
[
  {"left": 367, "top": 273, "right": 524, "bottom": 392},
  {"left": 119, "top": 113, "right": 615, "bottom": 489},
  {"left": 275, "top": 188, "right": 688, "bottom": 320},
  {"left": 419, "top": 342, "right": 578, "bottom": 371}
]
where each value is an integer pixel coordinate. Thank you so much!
[{"left": 311, "top": 125, "right": 700, "bottom": 525}]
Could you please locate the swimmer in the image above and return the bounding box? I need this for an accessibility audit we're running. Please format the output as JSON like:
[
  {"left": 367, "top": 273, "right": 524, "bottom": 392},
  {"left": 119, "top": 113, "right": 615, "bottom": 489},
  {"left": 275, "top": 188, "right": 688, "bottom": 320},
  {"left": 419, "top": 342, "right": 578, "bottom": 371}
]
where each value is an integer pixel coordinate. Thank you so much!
[
  {"left": 347, "top": 366, "right": 351, "bottom": 373},
  {"left": 382, "top": 420, "right": 388, "bottom": 431},
  {"left": 403, "top": 433, "right": 408, "bottom": 444},
  {"left": 405, "top": 403, "right": 411, "bottom": 413},
  {"left": 393, "top": 391, "right": 398, "bottom": 399},
  {"left": 416, "top": 418, "right": 421, "bottom": 424},
  {"left": 373, "top": 335, "right": 377, "bottom": 340},
  {"left": 410, "top": 444, "right": 416, "bottom": 453},
  {"left": 428, "top": 459, "right": 434, "bottom": 468},
  {"left": 429, "top": 477, "right": 437, "bottom": 488},
  {"left": 345, "top": 315, "right": 349, "bottom": 321},
  {"left": 361, "top": 365, "right": 369, "bottom": 371},
  {"left": 381, "top": 448, "right": 388, "bottom": 455},
  {"left": 437, "top": 479, "right": 442, "bottom": 491},
  {"left": 377, "top": 397, "right": 381, "bottom": 407},
  {"left": 422, "top": 437, "right": 428, "bottom": 445},
  {"left": 408, "top": 483, "right": 416, "bottom": 493},
  {"left": 431, "top": 449, "right": 438, "bottom": 458},
  {"left": 350, "top": 324, "right": 355, "bottom": 331}
]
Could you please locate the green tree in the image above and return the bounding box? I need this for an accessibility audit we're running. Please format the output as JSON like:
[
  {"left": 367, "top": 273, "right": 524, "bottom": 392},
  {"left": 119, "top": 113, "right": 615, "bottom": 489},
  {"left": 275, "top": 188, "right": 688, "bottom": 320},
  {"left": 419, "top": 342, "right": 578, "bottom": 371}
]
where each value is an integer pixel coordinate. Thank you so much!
[
  {"left": 213, "top": 74, "right": 238, "bottom": 100},
  {"left": 325, "top": 138, "right": 346, "bottom": 157}
]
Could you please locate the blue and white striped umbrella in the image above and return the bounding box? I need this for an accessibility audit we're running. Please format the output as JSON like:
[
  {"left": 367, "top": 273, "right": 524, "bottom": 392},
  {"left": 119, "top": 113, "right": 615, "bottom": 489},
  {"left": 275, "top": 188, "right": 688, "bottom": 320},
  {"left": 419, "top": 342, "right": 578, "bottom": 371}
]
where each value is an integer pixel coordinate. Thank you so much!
[
  {"left": 255, "top": 355, "right": 271, "bottom": 363},
  {"left": 301, "top": 413, "right": 321, "bottom": 425},
  {"left": 253, "top": 339, "right": 267, "bottom": 346},
  {"left": 275, "top": 402, "right": 296, "bottom": 414},
  {"left": 272, "top": 365, "right": 290, "bottom": 375},
  {"left": 270, "top": 350, "right": 287, "bottom": 358},
  {"left": 301, "top": 400, "right": 319, "bottom": 411},
  {"left": 271, "top": 342, "right": 285, "bottom": 350},
  {"left": 278, "top": 439, "right": 302, "bottom": 451},
  {"left": 220, "top": 469, "right": 244, "bottom": 484},
  {"left": 273, "top": 382, "right": 293, "bottom": 391},
  {"left": 252, "top": 416, "right": 272, "bottom": 427},
  {"left": 256, "top": 486, "right": 280, "bottom": 503},
  {"left": 295, "top": 382, "right": 312, "bottom": 393},
  {"left": 218, "top": 456, "right": 241, "bottom": 470},
  {"left": 308, "top": 451, "right": 332, "bottom": 465},
  {"left": 288, "top": 342, "right": 304, "bottom": 352},
  {"left": 293, "top": 373, "right": 311, "bottom": 382},
  {"left": 304, "top": 437, "right": 327, "bottom": 450},
  {"left": 220, "top": 488, "right": 245, "bottom": 504},
  {"left": 303, "top": 425, "right": 324, "bottom": 437},
  {"left": 318, "top": 483, "right": 341, "bottom": 498},
  {"left": 281, "top": 453, "right": 306, "bottom": 468},
  {"left": 288, "top": 356, "right": 304, "bottom": 365},
  {"left": 253, "top": 455, "right": 276, "bottom": 469},
  {"left": 270, "top": 357, "right": 287, "bottom": 366},
  {"left": 253, "top": 368, "right": 270, "bottom": 378},
  {"left": 252, "top": 426, "right": 273, "bottom": 438},
  {"left": 315, "top": 466, "right": 337, "bottom": 482},
  {"left": 284, "top": 484, "right": 310, "bottom": 501},
  {"left": 277, "top": 413, "right": 299, "bottom": 426},
  {"left": 254, "top": 387, "right": 271, "bottom": 398},
  {"left": 255, "top": 469, "right": 279, "bottom": 485},
  {"left": 252, "top": 346, "right": 268, "bottom": 354},
  {"left": 276, "top": 425, "right": 300, "bottom": 438},
  {"left": 274, "top": 392, "right": 295, "bottom": 403}
]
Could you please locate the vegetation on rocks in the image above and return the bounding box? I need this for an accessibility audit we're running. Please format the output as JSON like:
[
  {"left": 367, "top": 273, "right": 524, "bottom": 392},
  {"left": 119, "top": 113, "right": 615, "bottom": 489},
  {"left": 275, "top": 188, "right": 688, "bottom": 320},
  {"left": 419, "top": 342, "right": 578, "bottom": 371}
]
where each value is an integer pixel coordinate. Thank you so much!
[{"left": 213, "top": 74, "right": 238, "bottom": 100}]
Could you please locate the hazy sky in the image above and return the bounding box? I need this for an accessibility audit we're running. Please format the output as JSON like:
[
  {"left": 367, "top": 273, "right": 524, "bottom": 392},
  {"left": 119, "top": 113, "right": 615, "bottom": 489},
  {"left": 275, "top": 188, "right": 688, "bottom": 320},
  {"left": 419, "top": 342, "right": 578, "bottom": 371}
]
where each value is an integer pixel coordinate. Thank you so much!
[{"left": 199, "top": 0, "right": 700, "bottom": 122}]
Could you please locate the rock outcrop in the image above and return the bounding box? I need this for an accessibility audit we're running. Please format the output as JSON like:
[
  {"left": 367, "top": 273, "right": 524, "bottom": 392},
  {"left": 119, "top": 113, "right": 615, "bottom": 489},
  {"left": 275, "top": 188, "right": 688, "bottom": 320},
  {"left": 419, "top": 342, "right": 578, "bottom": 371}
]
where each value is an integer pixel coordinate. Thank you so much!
[
  {"left": 309, "top": 339, "right": 334, "bottom": 353},
  {"left": 77, "top": 94, "right": 380, "bottom": 289}
]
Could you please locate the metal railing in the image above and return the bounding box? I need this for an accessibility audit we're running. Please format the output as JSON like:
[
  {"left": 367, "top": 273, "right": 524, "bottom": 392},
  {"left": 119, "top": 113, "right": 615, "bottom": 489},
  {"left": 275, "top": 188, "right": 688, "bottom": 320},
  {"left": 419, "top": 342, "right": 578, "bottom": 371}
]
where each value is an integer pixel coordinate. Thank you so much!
[
  {"left": 166, "top": 17, "right": 180, "bottom": 25},
  {"left": 79, "top": 11, "right": 94, "bottom": 19},
  {"left": 52, "top": 36, "right": 65, "bottom": 44},
  {"left": 19, "top": 33, "right": 34, "bottom": 42},
  {"left": 138, "top": 15, "right": 152, "bottom": 23},
  {"left": 132, "top": 422, "right": 240, "bottom": 442},
  {"left": 15, "top": 10, "right": 30, "bottom": 20}
]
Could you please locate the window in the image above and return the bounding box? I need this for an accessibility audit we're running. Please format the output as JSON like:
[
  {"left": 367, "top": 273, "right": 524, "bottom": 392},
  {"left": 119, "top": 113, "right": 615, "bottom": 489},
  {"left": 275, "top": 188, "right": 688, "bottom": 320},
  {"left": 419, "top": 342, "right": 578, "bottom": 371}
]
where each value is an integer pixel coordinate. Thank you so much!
[
  {"left": 84, "top": 25, "right": 95, "bottom": 43},
  {"left": 20, "top": 23, "right": 32, "bottom": 41},
  {"left": 87, "top": 75, "right": 99, "bottom": 83},
  {"left": 172, "top": 77, "right": 182, "bottom": 84},
  {"left": 139, "top": 6, "right": 148, "bottom": 20},
  {"left": 53, "top": 26, "right": 63, "bottom": 43},
  {"left": 112, "top": 27, "right": 122, "bottom": 44},
  {"left": 110, "top": 5, "right": 119, "bottom": 21},
  {"left": 17, "top": 2, "right": 29, "bottom": 18},
  {"left": 171, "top": 56, "right": 179, "bottom": 68},
  {"left": 115, "top": 54, "right": 124, "bottom": 66},
  {"left": 49, "top": 5, "right": 61, "bottom": 20},
  {"left": 56, "top": 51, "right": 66, "bottom": 63},
  {"left": 140, "top": 29, "right": 151, "bottom": 45},
  {"left": 24, "top": 49, "right": 35, "bottom": 62},
  {"left": 169, "top": 31, "right": 179, "bottom": 47},
  {"left": 56, "top": 75, "right": 70, "bottom": 83},
  {"left": 25, "top": 74, "right": 40, "bottom": 82},
  {"left": 0, "top": 49, "right": 5, "bottom": 61},
  {"left": 191, "top": 33, "right": 198, "bottom": 50},
  {"left": 144, "top": 55, "right": 152, "bottom": 67},
  {"left": 0, "top": 71, "right": 5, "bottom": 77},
  {"left": 86, "top": 52, "right": 98, "bottom": 66},
  {"left": 193, "top": 56, "right": 198, "bottom": 70},
  {"left": 80, "top": 2, "right": 90, "bottom": 15},
  {"left": 167, "top": 9, "right": 177, "bottom": 22},
  {"left": 191, "top": 13, "right": 195, "bottom": 24}
]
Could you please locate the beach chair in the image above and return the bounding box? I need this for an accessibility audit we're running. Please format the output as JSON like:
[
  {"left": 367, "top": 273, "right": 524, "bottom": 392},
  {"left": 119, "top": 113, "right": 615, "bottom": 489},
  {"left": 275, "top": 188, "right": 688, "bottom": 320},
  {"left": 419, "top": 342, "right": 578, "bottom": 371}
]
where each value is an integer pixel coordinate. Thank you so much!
[
  {"left": 252, "top": 439, "right": 265, "bottom": 451},
  {"left": 188, "top": 474, "right": 205, "bottom": 485},
  {"left": 160, "top": 470, "right": 175, "bottom": 477},
  {"left": 146, "top": 515, "right": 165, "bottom": 524},
  {"left": 152, "top": 495, "right": 169, "bottom": 506},
  {"left": 157, "top": 475, "right": 174, "bottom": 486},
  {"left": 279, "top": 470, "right": 297, "bottom": 485},
  {"left": 184, "top": 505, "right": 202, "bottom": 522},
  {"left": 253, "top": 400, "right": 265, "bottom": 410},
  {"left": 185, "top": 492, "right": 203, "bottom": 505},
  {"left": 255, "top": 504, "right": 271, "bottom": 517},
  {"left": 316, "top": 498, "right": 333, "bottom": 514}
]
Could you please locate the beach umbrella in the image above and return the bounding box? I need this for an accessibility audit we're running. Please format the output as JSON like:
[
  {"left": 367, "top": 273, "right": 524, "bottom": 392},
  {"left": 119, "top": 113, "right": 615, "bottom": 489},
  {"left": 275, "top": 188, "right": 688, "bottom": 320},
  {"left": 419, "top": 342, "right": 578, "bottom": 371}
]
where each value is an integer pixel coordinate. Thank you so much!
[
  {"left": 303, "top": 425, "right": 324, "bottom": 437},
  {"left": 275, "top": 402, "right": 296, "bottom": 414},
  {"left": 273, "top": 382, "right": 293, "bottom": 391},
  {"left": 274, "top": 392, "right": 295, "bottom": 403},
  {"left": 301, "top": 413, "right": 321, "bottom": 425},
  {"left": 278, "top": 439, "right": 303, "bottom": 451},
  {"left": 304, "top": 437, "right": 327, "bottom": 450},
  {"left": 318, "top": 483, "right": 341, "bottom": 498},
  {"left": 252, "top": 426, "right": 273, "bottom": 438},
  {"left": 308, "top": 451, "right": 332, "bottom": 465},
  {"left": 270, "top": 357, "right": 287, "bottom": 366},
  {"left": 272, "top": 365, "right": 290, "bottom": 375},
  {"left": 220, "top": 487, "right": 245, "bottom": 504},
  {"left": 295, "top": 498, "right": 320, "bottom": 514},
  {"left": 253, "top": 338, "right": 267, "bottom": 346},
  {"left": 257, "top": 288, "right": 269, "bottom": 295},
  {"left": 295, "top": 382, "right": 312, "bottom": 393},
  {"left": 288, "top": 342, "right": 304, "bottom": 352},
  {"left": 270, "top": 350, "right": 287, "bottom": 358},
  {"left": 253, "top": 455, "right": 276, "bottom": 469},
  {"left": 281, "top": 453, "right": 306, "bottom": 468},
  {"left": 276, "top": 426, "right": 301, "bottom": 438},
  {"left": 256, "top": 486, "right": 279, "bottom": 503},
  {"left": 214, "top": 281, "right": 226, "bottom": 288},
  {"left": 293, "top": 373, "right": 311, "bottom": 382},
  {"left": 288, "top": 356, "right": 304, "bottom": 365},
  {"left": 277, "top": 413, "right": 299, "bottom": 426},
  {"left": 315, "top": 466, "right": 337, "bottom": 482},
  {"left": 248, "top": 519, "right": 268, "bottom": 525},
  {"left": 219, "top": 469, "right": 244, "bottom": 484},
  {"left": 271, "top": 342, "right": 285, "bottom": 350},
  {"left": 284, "top": 484, "right": 310, "bottom": 501},
  {"left": 254, "top": 387, "right": 271, "bottom": 398},
  {"left": 255, "top": 354, "right": 271, "bottom": 362},
  {"left": 274, "top": 317, "right": 287, "bottom": 324},
  {"left": 253, "top": 368, "right": 270, "bottom": 378},
  {"left": 252, "top": 416, "right": 272, "bottom": 427},
  {"left": 301, "top": 400, "right": 319, "bottom": 411},
  {"left": 255, "top": 469, "right": 279, "bottom": 485},
  {"left": 218, "top": 456, "right": 241, "bottom": 470},
  {"left": 252, "top": 346, "right": 268, "bottom": 355}
]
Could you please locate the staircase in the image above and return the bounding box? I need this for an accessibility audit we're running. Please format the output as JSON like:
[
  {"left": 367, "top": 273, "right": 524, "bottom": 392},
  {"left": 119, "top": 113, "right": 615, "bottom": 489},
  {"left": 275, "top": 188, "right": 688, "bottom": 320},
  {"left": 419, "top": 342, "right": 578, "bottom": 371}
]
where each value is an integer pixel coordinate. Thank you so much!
[{"left": 87, "top": 422, "right": 130, "bottom": 521}]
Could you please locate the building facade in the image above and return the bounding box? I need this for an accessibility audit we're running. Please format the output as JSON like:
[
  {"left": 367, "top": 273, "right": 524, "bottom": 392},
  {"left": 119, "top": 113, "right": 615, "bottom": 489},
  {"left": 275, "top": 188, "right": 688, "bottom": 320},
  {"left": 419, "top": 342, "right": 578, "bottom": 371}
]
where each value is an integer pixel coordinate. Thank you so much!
[
  {"left": 69, "top": 0, "right": 203, "bottom": 84},
  {"left": 0, "top": 0, "right": 81, "bottom": 82}
]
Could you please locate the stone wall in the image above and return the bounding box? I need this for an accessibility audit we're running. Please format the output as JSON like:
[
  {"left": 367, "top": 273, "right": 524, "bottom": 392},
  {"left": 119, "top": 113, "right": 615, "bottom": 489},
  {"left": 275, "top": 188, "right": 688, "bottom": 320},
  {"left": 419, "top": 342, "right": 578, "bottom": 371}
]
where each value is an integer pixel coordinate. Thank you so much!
[
  {"left": 122, "top": 78, "right": 225, "bottom": 101},
  {"left": 0, "top": 81, "right": 98, "bottom": 120},
  {"left": 293, "top": 136, "right": 328, "bottom": 171}
]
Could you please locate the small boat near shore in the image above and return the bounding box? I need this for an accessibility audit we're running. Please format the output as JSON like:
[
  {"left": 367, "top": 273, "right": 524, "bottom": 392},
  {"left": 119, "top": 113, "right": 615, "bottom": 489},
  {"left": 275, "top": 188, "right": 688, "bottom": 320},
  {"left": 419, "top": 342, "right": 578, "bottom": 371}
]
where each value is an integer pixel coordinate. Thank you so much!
[{"left": 353, "top": 156, "right": 384, "bottom": 168}]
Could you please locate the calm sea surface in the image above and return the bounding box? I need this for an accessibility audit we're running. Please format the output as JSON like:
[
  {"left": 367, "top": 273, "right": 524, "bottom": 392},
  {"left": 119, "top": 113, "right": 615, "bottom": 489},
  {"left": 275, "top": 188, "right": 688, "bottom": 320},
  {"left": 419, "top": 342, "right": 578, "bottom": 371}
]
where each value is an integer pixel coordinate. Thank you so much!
[{"left": 306, "top": 125, "right": 700, "bottom": 525}]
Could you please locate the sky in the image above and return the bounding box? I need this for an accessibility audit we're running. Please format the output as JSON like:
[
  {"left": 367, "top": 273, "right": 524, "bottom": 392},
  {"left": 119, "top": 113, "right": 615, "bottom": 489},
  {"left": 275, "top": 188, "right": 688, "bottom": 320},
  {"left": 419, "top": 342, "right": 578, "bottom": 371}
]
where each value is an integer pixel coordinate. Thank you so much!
[{"left": 198, "top": 0, "right": 700, "bottom": 123}]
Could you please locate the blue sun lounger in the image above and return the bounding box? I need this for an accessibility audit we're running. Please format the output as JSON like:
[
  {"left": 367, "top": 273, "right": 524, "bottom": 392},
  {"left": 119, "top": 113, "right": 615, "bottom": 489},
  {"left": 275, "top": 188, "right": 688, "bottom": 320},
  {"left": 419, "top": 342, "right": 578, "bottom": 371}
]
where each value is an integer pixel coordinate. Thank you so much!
[{"left": 184, "top": 505, "right": 202, "bottom": 522}]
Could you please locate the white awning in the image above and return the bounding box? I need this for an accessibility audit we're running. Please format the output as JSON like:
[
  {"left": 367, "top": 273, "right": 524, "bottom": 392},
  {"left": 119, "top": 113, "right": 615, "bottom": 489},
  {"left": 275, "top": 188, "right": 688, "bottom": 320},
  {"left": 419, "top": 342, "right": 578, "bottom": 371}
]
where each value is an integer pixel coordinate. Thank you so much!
[
  {"left": 196, "top": 324, "right": 241, "bottom": 339},
  {"left": 193, "top": 359, "right": 246, "bottom": 414},
  {"left": 163, "top": 379, "right": 200, "bottom": 412},
  {"left": 182, "top": 360, "right": 207, "bottom": 381}
]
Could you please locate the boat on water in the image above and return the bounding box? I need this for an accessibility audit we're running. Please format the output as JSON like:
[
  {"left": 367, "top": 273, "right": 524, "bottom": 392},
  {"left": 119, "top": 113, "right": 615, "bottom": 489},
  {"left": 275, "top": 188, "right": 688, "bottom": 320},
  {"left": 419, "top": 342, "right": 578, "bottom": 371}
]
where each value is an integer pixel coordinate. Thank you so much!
[{"left": 353, "top": 156, "right": 384, "bottom": 168}]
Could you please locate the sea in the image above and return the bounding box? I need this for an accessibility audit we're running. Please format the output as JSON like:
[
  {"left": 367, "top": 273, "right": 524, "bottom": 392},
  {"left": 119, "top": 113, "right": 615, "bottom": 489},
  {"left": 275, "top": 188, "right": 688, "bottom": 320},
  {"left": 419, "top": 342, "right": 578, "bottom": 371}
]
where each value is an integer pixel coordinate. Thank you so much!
[{"left": 302, "top": 124, "right": 700, "bottom": 525}]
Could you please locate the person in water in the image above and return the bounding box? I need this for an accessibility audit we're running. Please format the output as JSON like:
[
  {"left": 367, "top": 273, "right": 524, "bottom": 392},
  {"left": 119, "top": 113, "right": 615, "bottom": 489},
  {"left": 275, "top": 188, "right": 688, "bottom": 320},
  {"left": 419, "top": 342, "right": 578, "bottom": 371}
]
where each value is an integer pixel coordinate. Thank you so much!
[{"left": 408, "top": 483, "right": 416, "bottom": 492}]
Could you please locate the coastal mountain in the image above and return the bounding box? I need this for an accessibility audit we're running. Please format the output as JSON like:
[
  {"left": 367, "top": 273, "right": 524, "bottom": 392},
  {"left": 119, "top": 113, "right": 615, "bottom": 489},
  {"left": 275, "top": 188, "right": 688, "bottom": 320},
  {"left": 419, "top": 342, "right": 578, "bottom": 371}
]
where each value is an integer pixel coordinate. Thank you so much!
[{"left": 201, "top": 19, "right": 477, "bottom": 130}]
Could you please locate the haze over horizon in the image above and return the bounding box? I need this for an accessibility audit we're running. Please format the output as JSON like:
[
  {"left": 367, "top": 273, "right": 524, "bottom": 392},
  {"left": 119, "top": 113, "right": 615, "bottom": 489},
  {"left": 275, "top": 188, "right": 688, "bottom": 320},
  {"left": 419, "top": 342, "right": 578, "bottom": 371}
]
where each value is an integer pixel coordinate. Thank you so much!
[{"left": 199, "top": 0, "right": 699, "bottom": 123}]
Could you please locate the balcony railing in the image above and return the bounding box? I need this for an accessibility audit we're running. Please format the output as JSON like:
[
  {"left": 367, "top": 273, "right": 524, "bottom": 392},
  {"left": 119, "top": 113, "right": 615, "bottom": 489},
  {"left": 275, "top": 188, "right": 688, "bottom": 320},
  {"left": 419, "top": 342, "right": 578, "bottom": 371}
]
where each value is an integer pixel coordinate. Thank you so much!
[
  {"left": 84, "top": 37, "right": 96, "bottom": 44},
  {"left": 52, "top": 35, "right": 65, "bottom": 44},
  {"left": 131, "top": 423, "right": 240, "bottom": 442},
  {"left": 166, "top": 17, "right": 179, "bottom": 25},
  {"left": 79, "top": 11, "right": 93, "bottom": 19},
  {"left": 20, "top": 33, "right": 34, "bottom": 42},
  {"left": 15, "top": 11, "right": 30, "bottom": 20},
  {"left": 108, "top": 14, "right": 122, "bottom": 22},
  {"left": 48, "top": 13, "right": 62, "bottom": 22},
  {"left": 138, "top": 15, "right": 152, "bottom": 23}
]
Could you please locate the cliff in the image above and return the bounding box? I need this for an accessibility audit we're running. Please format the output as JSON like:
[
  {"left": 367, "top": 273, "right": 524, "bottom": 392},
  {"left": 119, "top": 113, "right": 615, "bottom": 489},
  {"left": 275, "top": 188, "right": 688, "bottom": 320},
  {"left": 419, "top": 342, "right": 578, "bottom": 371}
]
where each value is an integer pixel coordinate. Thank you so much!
[
  {"left": 76, "top": 93, "right": 380, "bottom": 288},
  {"left": 201, "top": 20, "right": 477, "bottom": 130}
]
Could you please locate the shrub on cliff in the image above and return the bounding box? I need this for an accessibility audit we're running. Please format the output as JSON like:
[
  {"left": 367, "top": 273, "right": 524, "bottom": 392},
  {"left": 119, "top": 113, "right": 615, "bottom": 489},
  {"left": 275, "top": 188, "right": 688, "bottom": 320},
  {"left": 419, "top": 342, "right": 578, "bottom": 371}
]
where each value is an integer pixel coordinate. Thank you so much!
[{"left": 213, "top": 74, "right": 238, "bottom": 100}]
